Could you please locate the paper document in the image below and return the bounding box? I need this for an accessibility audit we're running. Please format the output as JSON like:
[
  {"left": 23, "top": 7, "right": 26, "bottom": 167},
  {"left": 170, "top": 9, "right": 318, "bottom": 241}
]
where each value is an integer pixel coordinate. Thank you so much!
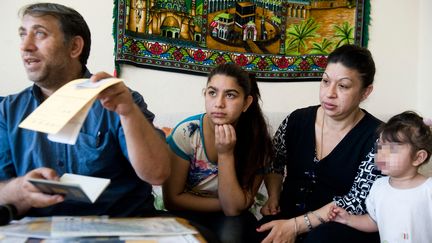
[
  {"left": 19, "top": 78, "right": 123, "bottom": 145},
  {"left": 28, "top": 173, "right": 110, "bottom": 203},
  {"left": 121, "top": 234, "right": 200, "bottom": 243},
  {"left": 0, "top": 217, "right": 198, "bottom": 240},
  {"left": 0, "top": 217, "right": 52, "bottom": 239},
  {"left": 50, "top": 217, "right": 197, "bottom": 238}
]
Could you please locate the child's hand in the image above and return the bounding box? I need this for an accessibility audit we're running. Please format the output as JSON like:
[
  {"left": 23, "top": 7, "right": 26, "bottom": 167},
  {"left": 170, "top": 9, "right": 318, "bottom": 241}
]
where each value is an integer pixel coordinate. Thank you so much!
[
  {"left": 328, "top": 204, "right": 350, "bottom": 225},
  {"left": 260, "top": 195, "right": 280, "bottom": 216}
]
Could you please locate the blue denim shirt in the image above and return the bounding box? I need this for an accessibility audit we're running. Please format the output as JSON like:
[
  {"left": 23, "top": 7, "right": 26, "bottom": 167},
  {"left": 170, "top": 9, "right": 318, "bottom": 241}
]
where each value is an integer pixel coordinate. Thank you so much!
[{"left": 0, "top": 70, "right": 157, "bottom": 216}]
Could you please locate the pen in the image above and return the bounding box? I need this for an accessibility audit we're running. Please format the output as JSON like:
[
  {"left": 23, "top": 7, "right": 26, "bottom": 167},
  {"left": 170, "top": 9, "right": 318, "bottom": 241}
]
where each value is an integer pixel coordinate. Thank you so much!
[{"left": 96, "top": 131, "right": 102, "bottom": 147}]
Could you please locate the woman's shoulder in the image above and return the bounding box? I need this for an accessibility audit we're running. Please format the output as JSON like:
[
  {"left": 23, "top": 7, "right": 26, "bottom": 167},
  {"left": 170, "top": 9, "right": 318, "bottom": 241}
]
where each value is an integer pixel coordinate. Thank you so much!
[
  {"left": 361, "top": 109, "right": 383, "bottom": 127},
  {"left": 283, "top": 105, "right": 319, "bottom": 124}
]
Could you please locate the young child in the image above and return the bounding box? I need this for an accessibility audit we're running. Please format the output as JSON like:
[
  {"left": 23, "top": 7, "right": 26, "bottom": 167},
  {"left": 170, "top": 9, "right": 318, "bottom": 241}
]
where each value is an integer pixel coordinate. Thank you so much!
[{"left": 328, "top": 111, "right": 432, "bottom": 243}]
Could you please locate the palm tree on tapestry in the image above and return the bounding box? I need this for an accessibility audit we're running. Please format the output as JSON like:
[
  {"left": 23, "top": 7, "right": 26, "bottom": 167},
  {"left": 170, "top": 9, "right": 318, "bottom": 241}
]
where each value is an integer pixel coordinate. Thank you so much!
[
  {"left": 285, "top": 18, "right": 319, "bottom": 55},
  {"left": 334, "top": 21, "right": 355, "bottom": 48},
  {"left": 310, "top": 38, "right": 333, "bottom": 55}
]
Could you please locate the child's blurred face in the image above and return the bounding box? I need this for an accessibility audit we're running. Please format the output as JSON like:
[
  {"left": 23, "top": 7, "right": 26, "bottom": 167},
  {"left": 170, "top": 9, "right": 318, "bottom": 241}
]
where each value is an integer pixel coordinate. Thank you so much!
[
  {"left": 375, "top": 140, "right": 414, "bottom": 176},
  {"left": 204, "top": 74, "right": 251, "bottom": 125}
]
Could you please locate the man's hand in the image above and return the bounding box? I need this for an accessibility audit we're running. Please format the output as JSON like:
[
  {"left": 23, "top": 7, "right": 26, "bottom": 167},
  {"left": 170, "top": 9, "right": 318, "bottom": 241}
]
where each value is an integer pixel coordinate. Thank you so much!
[
  {"left": 91, "top": 72, "right": 136, "bottom": 116},
  {"left": 12, "top": 168, "right": 64, "bottom": 215}
]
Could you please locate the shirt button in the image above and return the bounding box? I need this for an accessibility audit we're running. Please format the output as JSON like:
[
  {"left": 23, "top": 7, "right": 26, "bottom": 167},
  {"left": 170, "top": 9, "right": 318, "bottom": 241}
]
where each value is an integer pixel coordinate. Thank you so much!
[{"left": 57, "top": 160, "right": 64, "bottom": 167}]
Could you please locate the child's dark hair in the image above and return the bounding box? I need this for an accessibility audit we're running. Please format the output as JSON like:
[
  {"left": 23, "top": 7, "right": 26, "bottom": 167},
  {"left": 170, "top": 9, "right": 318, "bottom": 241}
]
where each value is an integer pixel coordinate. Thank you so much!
[
  {"left": 207, "top": 63, "right": 274, "bottom": 189},
  {"left": 377, "top": 111, "right": 432, "bottom": 162}
]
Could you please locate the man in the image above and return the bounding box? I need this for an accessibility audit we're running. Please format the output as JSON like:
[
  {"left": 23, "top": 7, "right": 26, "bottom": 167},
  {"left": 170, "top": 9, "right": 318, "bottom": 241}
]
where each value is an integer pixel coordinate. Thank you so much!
[{"left": 0, "top": 3, "right": 170, "bottom": 217}]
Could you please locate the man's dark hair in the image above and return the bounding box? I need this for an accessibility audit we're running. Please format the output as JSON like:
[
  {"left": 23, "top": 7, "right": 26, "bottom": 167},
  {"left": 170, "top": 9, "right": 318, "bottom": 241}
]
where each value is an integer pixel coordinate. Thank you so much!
[{"left": 20, "top": 3, "right": 91, "bottom": 66}]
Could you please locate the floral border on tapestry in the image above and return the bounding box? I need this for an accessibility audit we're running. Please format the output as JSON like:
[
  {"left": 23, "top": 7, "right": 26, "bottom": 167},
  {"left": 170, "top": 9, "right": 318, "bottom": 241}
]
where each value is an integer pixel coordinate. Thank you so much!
[{"left": 113, "top": 0, "right": 370, "bottom": 82}]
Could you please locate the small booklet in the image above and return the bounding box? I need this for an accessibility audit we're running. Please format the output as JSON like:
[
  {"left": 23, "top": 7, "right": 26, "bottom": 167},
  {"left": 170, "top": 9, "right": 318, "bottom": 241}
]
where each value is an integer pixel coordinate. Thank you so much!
[{"left": 28, "top": 173, "right": 110, "bottom": 203}]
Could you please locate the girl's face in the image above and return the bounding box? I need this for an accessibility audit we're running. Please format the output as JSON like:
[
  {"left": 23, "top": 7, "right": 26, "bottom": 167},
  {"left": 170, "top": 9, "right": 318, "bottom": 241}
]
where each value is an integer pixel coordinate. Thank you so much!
[
  {"left": 319, "top": 62, "right": 373, "bottom": 120},
  {"left": 375, "top": 139, "right": 415, "bottom": 177},
  {"left": 205, "top": 74, "right": 252, "bottom": 125}
]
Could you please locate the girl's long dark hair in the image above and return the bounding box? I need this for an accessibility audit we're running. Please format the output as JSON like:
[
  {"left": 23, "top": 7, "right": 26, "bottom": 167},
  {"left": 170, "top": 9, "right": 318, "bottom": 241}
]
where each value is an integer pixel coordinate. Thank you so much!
[{"left": 208, "top": 63, "right": 274, "bottom": 190}]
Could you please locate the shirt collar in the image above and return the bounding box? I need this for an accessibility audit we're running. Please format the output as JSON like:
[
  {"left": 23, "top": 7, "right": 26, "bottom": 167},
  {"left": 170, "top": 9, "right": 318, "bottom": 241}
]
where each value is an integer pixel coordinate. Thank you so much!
[{"left": 31, "top": 66, "right": 91, "bottom": 103}]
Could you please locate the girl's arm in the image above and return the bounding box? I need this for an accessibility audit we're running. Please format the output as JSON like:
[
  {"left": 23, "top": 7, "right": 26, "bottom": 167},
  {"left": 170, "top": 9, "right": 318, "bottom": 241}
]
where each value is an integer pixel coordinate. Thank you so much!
[
  {"left": 218, "top": 152, "right": 263, "bottom": 216},
  {"left": 162, "top": 151, "right": 221, "bottom": 212},
  {"left": 348, "top": 214, "right": 378, "bottom": 232},
  {"left": 260, "top": 173, "right": 283, "bottom": 215},
  {"left": 215, "top": 124, "right": 262, "bottom": 216},
  {"left": 260, "top": 115, "right": 288, "bottom": 216},
  {"left": 328, "top": 205, "right": 378, "bottom": 232}
]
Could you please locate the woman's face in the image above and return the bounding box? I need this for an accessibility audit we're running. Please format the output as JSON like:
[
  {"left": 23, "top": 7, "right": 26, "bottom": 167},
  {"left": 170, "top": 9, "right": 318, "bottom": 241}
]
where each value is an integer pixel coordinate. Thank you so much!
[
  {"left": 205, "top": 74, "right": 252, "bottom": 125},
  {"left": 319, "top": 62, "right": 372, "bottom": 120}
]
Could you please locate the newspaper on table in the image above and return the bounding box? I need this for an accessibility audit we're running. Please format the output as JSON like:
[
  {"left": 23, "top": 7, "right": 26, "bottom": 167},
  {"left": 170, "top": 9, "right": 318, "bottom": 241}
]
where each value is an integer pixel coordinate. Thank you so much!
[{"left": 0, "top": 216, "right": 197, "bottom": 239}]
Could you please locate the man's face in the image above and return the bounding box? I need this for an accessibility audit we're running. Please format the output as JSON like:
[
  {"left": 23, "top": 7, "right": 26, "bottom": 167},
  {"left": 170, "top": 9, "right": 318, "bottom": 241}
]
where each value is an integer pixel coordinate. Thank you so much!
[{"left": 19, "top": 14, "right": 73, "bottom": 89}]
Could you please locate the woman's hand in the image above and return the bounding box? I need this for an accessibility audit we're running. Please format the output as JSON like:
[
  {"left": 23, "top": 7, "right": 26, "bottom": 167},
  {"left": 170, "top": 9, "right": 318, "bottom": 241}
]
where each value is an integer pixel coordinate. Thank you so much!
[{"left": 257, "top": 219, "right": 296, "bottom": 243}]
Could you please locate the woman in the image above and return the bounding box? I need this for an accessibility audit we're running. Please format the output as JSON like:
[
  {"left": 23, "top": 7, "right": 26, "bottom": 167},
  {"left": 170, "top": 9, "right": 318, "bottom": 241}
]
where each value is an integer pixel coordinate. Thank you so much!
[
  {"left": 257, "top": 44, "right": 382, "bottom": 243},
  {"left": 163, "top": 63, "right": 273, "bottom": 242}
]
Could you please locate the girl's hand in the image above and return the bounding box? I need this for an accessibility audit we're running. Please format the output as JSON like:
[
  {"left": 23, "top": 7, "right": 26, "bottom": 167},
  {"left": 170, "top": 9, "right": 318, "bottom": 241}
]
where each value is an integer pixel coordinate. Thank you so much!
[
  {"left": 328, "top": 205, "right": 350, "bottom": 225},
  {"left": 215, "top": 124, "right": 236, "bottom": 155},
  {"left": 260, "top": 195, "right": 281, "bottom": 216}
]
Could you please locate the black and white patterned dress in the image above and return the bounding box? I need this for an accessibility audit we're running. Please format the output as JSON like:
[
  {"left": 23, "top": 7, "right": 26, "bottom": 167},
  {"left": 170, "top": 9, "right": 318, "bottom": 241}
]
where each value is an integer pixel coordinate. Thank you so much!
[{"left": 267, "top": 105, "right": 382, "bottom": 217}]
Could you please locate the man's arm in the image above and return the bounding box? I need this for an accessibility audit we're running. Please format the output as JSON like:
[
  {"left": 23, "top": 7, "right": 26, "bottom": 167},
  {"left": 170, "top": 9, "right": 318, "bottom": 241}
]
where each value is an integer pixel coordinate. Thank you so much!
[
  {"left": 92, "top": 72, "right": 170, "bottom": 185},
  {"left": 120, "top": 103, "right": 170, "bottom": 185}
]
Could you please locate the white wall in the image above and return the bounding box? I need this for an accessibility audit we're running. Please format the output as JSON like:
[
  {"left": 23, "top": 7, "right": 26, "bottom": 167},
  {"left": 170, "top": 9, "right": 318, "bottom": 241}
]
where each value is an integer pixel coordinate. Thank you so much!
[
  {"left": 1, "top": 0, "right": 430, "bottom": 121},
  {"left": 418, "top": 0, "right": 432, "bottom": 118}
]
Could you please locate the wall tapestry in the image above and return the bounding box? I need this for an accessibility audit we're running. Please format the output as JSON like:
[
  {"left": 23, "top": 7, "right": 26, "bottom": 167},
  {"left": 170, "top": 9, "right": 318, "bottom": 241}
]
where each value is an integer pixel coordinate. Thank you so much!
[{"left": 114, "top": 0, "right": 370, "bottom": 81}]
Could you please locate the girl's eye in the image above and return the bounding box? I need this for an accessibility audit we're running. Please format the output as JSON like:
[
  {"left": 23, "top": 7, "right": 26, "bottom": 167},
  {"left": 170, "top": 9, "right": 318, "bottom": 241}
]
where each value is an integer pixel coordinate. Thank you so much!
[
  {"left": 207, "top": 90, "right": 216, "bottom": 96},
  {"left": 321, "top": 79, "right": 329, "bottom": 85},
  {"left": 226, "top": 93, "right": 236, "bottom": 99}
]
